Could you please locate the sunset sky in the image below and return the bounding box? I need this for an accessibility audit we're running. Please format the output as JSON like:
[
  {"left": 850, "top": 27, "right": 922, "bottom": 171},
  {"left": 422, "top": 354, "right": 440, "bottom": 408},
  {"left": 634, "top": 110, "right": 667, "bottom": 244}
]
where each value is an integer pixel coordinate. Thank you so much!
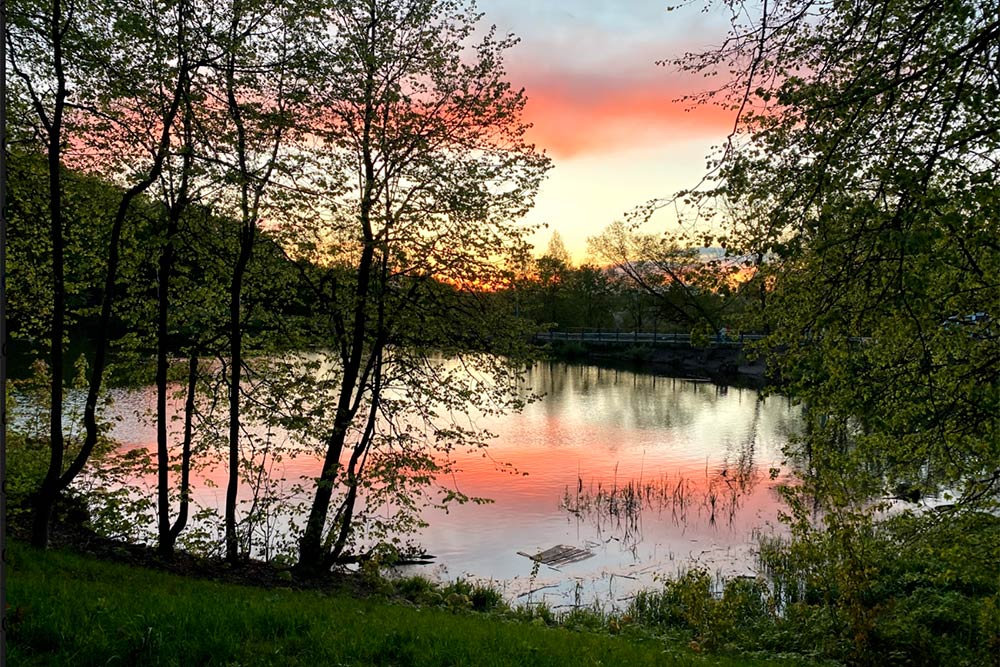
[{"left": 475, "top": 0, "right": 735, "bottom": 263}]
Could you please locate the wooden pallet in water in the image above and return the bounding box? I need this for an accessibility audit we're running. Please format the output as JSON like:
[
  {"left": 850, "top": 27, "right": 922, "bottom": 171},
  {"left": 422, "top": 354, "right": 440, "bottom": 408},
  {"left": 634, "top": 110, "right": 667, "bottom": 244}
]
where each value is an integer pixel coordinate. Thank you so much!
[{"left": 517, "top": 544, "right": 594, "bottom": 567}]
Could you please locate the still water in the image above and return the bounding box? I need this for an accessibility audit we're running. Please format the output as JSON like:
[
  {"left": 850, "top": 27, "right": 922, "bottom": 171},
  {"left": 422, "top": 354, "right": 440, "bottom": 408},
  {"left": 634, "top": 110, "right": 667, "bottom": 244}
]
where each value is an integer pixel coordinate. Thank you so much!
[{"left": 106, "top": 361, "right": 802, "bottom": 609}]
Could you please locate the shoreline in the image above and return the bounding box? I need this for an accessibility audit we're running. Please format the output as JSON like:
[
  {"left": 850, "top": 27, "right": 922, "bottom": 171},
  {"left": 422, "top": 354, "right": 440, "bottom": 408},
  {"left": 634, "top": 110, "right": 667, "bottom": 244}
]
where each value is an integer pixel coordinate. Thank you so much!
[{"left": 543, "top": 342, "right": 770, "bottom": 387}]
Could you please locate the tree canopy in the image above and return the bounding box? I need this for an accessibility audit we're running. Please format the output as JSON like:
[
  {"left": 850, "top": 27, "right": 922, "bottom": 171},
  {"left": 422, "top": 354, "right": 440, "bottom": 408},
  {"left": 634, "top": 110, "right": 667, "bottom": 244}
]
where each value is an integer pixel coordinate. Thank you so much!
[
  {"left": 674, "top": 0, "right": 999, "bottom": 509},
  {"left": 671, "top": 1, "right": 999, "bottom": 660},
  {"left": 5, "top": 0, "right": 550, "bottom": 565}
]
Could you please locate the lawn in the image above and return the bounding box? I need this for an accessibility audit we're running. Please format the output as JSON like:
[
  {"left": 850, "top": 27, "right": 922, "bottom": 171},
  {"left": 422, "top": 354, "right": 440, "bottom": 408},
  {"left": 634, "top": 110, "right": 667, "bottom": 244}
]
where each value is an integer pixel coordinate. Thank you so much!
[{"left": 5, "top": 541, "right": 825, "bottom": 667}]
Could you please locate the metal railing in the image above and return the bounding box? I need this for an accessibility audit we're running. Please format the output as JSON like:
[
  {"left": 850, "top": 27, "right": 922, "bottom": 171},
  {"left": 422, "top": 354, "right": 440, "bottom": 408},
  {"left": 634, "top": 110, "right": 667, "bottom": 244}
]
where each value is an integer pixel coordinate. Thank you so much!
[{"left": 534, "top": 330, "right": 766, "bottom": 346}]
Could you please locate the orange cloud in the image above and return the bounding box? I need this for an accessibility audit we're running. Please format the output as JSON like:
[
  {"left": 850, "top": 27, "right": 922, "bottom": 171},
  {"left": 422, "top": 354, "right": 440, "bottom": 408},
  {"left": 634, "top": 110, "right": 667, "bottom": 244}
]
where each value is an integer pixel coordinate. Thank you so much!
[{"left": 521, "top": 83, "right": 734, "bottom": 159}]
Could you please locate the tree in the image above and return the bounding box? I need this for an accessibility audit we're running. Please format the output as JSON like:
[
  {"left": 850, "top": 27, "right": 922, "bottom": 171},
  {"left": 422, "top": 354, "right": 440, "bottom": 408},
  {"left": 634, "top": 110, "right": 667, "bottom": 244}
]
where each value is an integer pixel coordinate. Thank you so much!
[
  {"left": 7, "top": 0, "right": 80, "bottom": 549},
  {"left": 151, "top": 74, "right": 198, "bottom": 557},
  {"left": 533, "top": 231, "right": 572, "bottom": 326},
  {"left": 677, "top": 0, "right": 998, "bottom": 507},
  {"left": 176, "top": 0, "right": 321, "bottom": 562},
  {"left": 290, "top": 0, "right": 550, "bottom": 573},
  {"left": 587, "top": 221, "right": 722, "bottom": 330},
  {"left": 674, "top": 0, "right": 999, "bottom": 659},
  {"left": 566, "top": 264, "right": 615, "bottom": 330},
  {"left": 543, "top": 230, "right": 571, "bottom": 267},
  {"left": 7, "top": 0, "right": 199, "bottom": 548}
]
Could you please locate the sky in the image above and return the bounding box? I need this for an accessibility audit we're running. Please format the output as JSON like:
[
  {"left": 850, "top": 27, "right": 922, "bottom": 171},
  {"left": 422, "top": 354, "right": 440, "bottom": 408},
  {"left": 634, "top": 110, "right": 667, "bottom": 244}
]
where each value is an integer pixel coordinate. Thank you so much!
[{"left": 474, "top": 0, "right": 735, "bottom": 263}]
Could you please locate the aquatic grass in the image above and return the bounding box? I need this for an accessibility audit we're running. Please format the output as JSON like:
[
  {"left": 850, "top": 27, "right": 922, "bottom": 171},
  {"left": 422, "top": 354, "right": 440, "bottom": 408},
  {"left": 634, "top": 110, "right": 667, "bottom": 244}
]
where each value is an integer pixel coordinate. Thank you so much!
[
  {"left": 561, "top": 462, "right": 764, "bottom": 547},
  {"left": 6, "top": 541, "right": 826, "bottom": 667}
]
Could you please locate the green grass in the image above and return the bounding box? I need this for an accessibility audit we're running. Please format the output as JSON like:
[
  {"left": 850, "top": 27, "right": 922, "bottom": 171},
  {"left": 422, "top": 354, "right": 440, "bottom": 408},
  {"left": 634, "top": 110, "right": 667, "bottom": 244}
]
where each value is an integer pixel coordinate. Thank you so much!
[{"left": 5, "top": 542, "right": 824, "bottom": 667}]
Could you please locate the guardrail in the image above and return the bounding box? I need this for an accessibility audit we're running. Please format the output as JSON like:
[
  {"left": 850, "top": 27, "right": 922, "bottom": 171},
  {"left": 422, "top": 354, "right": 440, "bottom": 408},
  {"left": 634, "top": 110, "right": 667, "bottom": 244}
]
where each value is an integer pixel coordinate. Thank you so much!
[{"left": 534, "top": 330, "right": 767, "bottom": 346}]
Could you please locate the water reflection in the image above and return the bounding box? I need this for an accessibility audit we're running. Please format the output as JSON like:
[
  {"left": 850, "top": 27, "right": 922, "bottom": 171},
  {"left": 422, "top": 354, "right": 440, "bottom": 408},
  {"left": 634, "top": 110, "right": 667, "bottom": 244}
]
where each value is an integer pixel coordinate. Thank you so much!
[
  {"left": 409, "top": 362, "right": 802, "bottom": 608},
  {"left": 88, "top": 360, "right": 801, "bottom": 607},
  {"left": 561, "top": 448, "right": 764, "bottom": 555}
]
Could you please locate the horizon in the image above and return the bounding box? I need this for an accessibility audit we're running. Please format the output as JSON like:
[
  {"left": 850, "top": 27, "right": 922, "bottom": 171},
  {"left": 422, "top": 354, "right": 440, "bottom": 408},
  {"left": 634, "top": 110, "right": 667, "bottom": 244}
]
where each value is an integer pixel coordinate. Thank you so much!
[{"left": 475, "top": 0, "right": 735, "bottom": 264}]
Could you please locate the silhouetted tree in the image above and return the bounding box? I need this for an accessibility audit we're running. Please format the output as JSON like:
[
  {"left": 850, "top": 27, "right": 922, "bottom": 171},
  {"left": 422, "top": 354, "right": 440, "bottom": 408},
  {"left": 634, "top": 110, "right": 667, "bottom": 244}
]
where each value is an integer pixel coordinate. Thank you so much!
[{"left": 292, "top": 0, "right": 549, "bottom": 573}]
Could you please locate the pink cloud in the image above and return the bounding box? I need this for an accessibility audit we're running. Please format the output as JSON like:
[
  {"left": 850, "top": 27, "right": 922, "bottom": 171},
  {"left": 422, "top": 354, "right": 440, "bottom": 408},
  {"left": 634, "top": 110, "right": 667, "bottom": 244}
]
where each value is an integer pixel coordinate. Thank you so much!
[{"left": 521, "top": 80, "right": 735, "bottom": 159}]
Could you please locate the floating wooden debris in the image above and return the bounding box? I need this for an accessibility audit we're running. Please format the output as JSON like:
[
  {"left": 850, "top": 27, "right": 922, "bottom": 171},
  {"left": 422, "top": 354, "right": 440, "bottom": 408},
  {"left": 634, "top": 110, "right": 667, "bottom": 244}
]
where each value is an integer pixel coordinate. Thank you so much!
[
  {"left": 515, "top": 583, "right": 560, "bottom": 599},
  {"left": 517, "top": 544, "right": 594, "bottom": 567}
]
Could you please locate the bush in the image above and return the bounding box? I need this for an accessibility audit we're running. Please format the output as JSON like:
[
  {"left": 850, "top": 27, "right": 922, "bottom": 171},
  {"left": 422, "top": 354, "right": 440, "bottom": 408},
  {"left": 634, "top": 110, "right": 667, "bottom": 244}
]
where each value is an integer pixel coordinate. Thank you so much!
[
  {"left": 627, "top": 568, "right": 714, "bottom": 637},
  {"left": 468, "top": 584, "right": 504, "bottom": 612},
  {"left": 752, "top": 509, "right": 1000, "bottom": 665},
  {"left": 5, "top": 430, "right": 50, "bottom": 527},
  {"left": 620, "top": 509, "right": 999, "bottom": 665}
]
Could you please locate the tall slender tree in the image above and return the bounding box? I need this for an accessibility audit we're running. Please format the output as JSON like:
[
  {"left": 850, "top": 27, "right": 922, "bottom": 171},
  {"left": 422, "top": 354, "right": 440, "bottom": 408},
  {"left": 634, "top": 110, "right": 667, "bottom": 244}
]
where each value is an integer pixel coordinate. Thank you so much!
[
  {"left": 293, "top": 0, "right": 550, "bottom": 573},
  {"left": 199, "top": 0, "right": 319, "bottom": 562},
  {"left": 7, "top": 0, "right": 200, "bottom": 547},
  {"left": 153, "top": 15, "right": 199, "bottom": 555}
]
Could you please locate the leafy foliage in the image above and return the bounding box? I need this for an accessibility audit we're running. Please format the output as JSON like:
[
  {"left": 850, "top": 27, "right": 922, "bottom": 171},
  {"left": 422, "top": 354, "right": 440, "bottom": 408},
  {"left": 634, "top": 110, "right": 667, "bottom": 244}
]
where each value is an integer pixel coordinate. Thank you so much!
[
  {"left": 671, "top": 0, "right": 999, "bottom": 500},
  {"left": 283, "top": 0, "right": 550, "bottom": 570},
  {"left": 667, "top": 0, "right": 1000, "bottom": 663},
  {"left": 5, "top": 0, "right": 551, "bottom": 567}
]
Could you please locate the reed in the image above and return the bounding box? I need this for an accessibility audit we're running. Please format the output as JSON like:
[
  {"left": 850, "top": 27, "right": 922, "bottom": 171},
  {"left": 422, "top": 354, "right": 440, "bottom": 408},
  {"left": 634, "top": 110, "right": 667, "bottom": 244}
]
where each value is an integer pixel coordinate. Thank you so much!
[{"left": 561, "top": 461, "right": 763, "bottom": 545}]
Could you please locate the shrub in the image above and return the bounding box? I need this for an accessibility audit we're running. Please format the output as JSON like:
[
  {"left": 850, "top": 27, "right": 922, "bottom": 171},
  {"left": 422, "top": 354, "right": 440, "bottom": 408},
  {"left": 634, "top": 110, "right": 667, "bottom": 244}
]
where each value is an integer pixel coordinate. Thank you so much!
[{"left": 626, "top": 568, "right": 714, "bottom": 637}]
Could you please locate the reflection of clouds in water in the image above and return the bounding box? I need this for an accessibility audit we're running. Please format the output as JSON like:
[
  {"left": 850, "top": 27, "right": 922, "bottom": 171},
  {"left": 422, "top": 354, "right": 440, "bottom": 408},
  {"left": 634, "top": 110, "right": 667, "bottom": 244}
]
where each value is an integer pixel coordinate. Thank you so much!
[
  {"left": 414, "top": 364, "right": 802, "bottom": 608},
  {"left": 84, "top": 359, "right": 801, "bottom": 608}
]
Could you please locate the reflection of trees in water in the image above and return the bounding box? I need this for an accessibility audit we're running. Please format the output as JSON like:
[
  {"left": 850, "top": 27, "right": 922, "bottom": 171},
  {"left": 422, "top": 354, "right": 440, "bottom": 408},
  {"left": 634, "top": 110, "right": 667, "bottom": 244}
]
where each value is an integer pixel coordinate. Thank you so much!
[
  {"left": 560, "top": 396, "right": 774, "bottom": 553},
  {"left": 525, "top": 362, "right": 762, "bottom": 430}
]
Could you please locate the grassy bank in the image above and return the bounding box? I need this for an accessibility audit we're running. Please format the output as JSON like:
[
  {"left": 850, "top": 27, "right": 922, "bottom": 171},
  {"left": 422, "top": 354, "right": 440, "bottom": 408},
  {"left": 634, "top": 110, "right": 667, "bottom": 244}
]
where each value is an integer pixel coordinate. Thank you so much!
[{"left": 5, "top": 542, "right": 823, "bottom": 667}]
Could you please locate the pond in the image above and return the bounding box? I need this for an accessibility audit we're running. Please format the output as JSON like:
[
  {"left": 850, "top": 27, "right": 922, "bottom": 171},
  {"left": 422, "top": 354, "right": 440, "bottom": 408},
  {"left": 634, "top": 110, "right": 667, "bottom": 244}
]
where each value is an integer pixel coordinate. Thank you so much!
[{"left": 97, "top": 360, "right": 802, "bottom": 609}]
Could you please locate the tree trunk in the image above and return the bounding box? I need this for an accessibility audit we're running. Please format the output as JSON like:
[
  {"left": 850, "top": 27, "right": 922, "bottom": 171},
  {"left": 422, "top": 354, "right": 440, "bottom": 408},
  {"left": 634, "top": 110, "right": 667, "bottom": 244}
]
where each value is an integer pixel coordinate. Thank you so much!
[
  {"left": 31, "top": 0, "right": 68, "bottom": 550},
  {"left": 161, "top": 354, "right": 199, "bottom": 554},
  {"left": 32, "top": 138, "right": 65, "bottom": 547},
  {"left": 298, "top": 7, "right": 381, "bottom": 572},
  {"left": 154, "top": 1, "right": 194, "bottom": 560},
  {"left": 156, "top": 175, "right": 191, "bottom": 556},
  {"left": 155, "top": 217, "right": 175, "bottom": 555},
  {"left": 226, "top": 225, "right": 253, "bottom": 562},
  {"left": 297, "top": 242, "right": 377, "bottom": 573},
  {"left": 329, "top": 378, "right": 381, "bottom": 563}
]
